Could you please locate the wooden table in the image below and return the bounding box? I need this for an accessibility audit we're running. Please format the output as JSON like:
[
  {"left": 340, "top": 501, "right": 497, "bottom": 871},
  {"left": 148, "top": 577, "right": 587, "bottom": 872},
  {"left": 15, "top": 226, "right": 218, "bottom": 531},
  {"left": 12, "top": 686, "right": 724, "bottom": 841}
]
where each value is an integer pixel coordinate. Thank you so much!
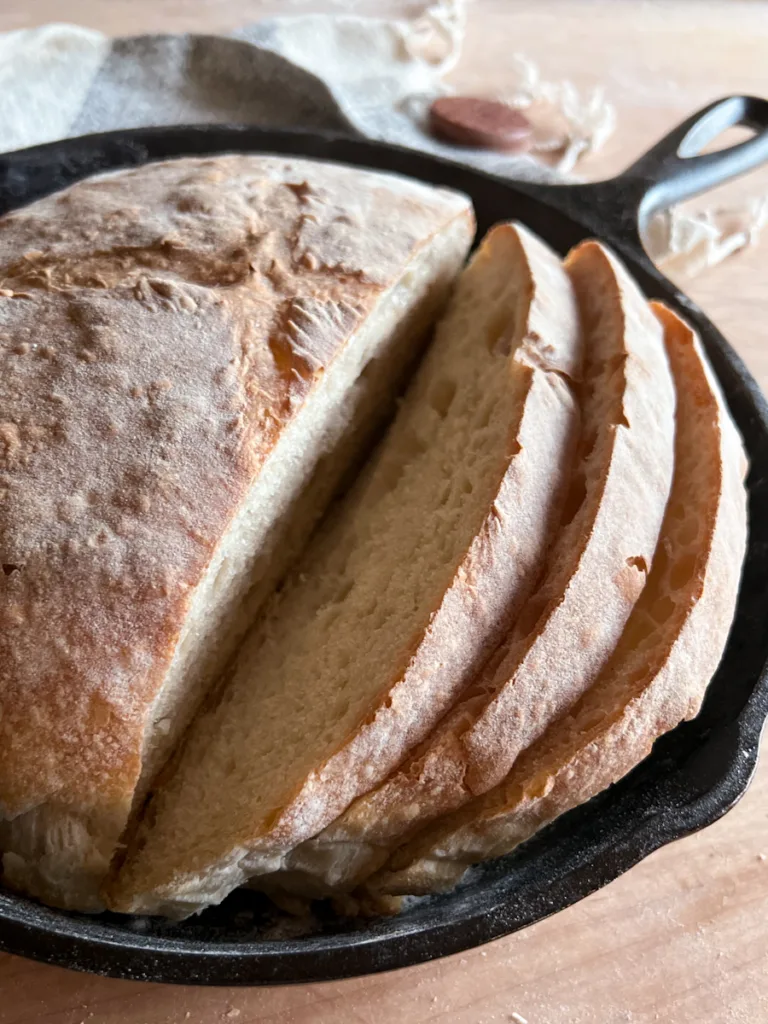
[{"left": 2, "top": 2, "right": 768, "bottom": 1021}]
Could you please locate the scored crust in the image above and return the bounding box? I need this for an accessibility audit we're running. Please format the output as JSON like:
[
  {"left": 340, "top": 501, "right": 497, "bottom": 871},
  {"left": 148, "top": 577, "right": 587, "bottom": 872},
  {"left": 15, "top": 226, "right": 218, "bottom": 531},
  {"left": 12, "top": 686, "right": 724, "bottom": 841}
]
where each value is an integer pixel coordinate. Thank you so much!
[
  {"left": 376, "top": 302, "right": 748, "bottom": 897},
  {"left": 262, "top": 240, "right": 677, "bottom": 900},
  {"left": 105, "top": 222, "right": 583, "bottom": 917},
  {"left": 0, "top": 154, "right": 473, "bottom": 909}
]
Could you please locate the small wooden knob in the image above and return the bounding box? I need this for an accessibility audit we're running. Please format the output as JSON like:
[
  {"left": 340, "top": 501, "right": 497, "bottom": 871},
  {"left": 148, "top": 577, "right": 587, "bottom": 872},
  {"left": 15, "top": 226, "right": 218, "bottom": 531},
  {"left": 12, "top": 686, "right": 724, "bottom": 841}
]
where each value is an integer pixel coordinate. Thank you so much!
[{"left": 429, "top": 97, "right": 533, "bottom": 153}]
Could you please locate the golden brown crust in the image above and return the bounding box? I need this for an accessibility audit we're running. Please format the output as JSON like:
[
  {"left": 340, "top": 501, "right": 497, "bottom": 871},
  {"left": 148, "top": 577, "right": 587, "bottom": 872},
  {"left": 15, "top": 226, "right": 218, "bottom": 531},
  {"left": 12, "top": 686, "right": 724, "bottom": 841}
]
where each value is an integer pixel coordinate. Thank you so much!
[
  {"left": 0, "top": 155, "right": 472, "bottom": 904},
  {"left": 377, "top": 303, "right": 748, "bottom": 897}
]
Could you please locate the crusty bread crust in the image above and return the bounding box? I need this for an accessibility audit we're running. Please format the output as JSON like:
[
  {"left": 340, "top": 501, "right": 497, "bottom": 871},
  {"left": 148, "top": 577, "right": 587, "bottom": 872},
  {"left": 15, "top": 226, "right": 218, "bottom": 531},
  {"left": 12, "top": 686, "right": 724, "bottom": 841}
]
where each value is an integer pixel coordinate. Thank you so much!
[
  {"left": 377, "top": 303, "right": 748, "bottom": 897},
  {"left": 263, "top": 241, "right": 677, "bottom": 900},
  {"left": 105, "top": 223, "right": 584, "bottom": 917},
  {"left": 0, "top": 155, "right": 473, "bottom": 909}
]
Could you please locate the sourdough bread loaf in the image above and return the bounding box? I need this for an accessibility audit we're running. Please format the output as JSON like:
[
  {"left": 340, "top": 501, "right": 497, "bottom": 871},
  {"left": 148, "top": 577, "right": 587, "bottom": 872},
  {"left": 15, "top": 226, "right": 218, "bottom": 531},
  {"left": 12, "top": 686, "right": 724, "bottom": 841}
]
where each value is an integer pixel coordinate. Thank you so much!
[
  {"left": 264, "top": 240, "right": 677, "bottom": 899},
  {"left": 106, "top": 221, "right": 583, "bottom": 917},
  {"left": 377, "top": 302, "right": 748, "bottom": 897},
  {"left": 0, "top": 154, "right": 473, "bottom": 911}
]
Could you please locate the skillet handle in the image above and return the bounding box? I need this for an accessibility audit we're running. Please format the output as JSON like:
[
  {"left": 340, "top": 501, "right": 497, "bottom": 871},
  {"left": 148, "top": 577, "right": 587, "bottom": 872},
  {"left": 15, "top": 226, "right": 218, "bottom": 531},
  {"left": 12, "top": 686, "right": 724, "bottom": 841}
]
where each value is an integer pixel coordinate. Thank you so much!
[
  {"left": 624, "top": 95, "right": 768, "bottom": 230},
  {"left": 548, "top": 96, "right": 768, "bottom": 254}
]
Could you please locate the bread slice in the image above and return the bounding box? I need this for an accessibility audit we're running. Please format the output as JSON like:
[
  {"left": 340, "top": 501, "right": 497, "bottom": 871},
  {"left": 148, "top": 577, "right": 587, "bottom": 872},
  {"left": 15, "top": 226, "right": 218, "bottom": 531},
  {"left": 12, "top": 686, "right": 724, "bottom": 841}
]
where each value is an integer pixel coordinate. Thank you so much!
[
  {"left": 377, "top": 303, "right": 748, "bottom": 897},
  {"left": 264, "top": 240, "right": 676, "bottom": 900},
  {"left": 0, "top": 154, "right": 474, "bottom": 911},
  {"left": 106, "top": 221, "right": 583, "bottom": 917}
]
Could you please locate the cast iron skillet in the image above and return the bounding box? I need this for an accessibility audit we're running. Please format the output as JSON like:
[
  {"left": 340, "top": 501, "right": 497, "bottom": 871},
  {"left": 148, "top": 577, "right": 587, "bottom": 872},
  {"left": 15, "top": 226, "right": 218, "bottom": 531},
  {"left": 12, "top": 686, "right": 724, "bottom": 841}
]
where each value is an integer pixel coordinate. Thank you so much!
[{"left": 1, "top": 96, "right": 768, "bottom": 986}]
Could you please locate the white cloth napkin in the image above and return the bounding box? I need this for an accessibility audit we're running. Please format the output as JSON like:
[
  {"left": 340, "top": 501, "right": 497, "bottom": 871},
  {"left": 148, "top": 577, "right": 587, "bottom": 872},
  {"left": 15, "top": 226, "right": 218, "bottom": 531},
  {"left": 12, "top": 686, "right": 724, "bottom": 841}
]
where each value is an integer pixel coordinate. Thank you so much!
[
  {"left": 0, "top": 4, "right": 564, "bottom": 182},
  {"left": 0, "top": 2, "right": 761, "bottom": 275}
]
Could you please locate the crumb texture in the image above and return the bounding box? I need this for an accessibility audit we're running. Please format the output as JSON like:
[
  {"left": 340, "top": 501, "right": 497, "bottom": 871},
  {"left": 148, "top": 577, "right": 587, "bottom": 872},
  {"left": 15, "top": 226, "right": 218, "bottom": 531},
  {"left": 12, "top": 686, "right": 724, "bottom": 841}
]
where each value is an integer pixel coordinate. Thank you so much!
[{"left": 107, "top": 222, "right": 583, "bottom": 917}]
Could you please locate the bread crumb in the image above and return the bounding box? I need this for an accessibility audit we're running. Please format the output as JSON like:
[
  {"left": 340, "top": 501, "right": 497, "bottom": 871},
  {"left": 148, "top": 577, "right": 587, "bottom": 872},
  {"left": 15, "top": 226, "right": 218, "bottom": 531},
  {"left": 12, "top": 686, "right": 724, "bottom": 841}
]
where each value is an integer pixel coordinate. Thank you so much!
[
  {"left": 758, "top": 853, "right": 766, "bottom": 862},
  {"left": 226, "top": 1010, "right": 241, "bottom": 1019},
  {"left": 510, "top": 1015, "right": 528, "bottom": 1024}
]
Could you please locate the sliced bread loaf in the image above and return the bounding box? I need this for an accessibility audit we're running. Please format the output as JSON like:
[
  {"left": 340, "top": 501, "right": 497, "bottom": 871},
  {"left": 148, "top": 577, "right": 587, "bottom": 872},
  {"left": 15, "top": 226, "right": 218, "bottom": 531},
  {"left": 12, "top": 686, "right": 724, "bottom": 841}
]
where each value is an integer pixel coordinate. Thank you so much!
[
  {"left": 106, "top": 221, "right": 583, "bottom": 917},
  {"left": 264, "top": 240, "right": 677, "bottom": 899},
  {"left": 0, "top": 155, "right": 473, "bottom": 911},
  {"left": 377, "top": 302, "right": 748, "bottom": 897}
]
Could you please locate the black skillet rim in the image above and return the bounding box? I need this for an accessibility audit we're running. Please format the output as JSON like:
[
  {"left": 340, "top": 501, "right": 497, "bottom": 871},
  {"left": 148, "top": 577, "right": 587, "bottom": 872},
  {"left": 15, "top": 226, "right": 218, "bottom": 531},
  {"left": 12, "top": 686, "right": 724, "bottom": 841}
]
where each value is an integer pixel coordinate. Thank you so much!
[{"left": 0, "top": 124, "right": 766, "bottom": 986}]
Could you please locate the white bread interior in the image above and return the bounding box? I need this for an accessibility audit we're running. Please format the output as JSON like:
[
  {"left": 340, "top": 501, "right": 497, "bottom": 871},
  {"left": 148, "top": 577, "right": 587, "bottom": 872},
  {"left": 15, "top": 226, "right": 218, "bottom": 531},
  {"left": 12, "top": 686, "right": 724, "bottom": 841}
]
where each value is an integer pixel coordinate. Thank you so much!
[
  {"left": 106, "top": 222, "right": 583, "bottom": 917},
  {"left": 256, "top": 239, "right": 678, "bottom": 900},
  {"left": 376, "top": 302, "right": 748, "bottom": 898}
]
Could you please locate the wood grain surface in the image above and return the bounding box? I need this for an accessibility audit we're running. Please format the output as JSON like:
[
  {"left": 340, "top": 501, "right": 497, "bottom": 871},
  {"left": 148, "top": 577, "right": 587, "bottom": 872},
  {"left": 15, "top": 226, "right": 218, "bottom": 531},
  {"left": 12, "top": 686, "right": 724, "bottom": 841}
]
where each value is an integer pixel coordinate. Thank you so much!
[{"left": 2, "top": 2, "right": 768, "bottom": 1021}]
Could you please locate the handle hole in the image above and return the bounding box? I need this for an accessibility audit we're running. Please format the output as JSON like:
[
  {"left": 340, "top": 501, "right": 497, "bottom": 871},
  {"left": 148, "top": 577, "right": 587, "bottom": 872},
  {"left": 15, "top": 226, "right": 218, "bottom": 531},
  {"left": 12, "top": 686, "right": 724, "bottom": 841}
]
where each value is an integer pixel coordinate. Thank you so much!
[{"left": 679, "top": 124, "right": 758, "bottom": 159}]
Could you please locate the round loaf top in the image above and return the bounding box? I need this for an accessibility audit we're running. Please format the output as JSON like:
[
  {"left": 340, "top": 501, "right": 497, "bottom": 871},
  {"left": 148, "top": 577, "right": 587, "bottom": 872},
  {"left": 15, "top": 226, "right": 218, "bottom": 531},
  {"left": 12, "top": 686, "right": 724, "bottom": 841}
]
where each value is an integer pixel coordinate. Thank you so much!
[{"left": 0, "top": 154, "right": 471, "bottom": 824}]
